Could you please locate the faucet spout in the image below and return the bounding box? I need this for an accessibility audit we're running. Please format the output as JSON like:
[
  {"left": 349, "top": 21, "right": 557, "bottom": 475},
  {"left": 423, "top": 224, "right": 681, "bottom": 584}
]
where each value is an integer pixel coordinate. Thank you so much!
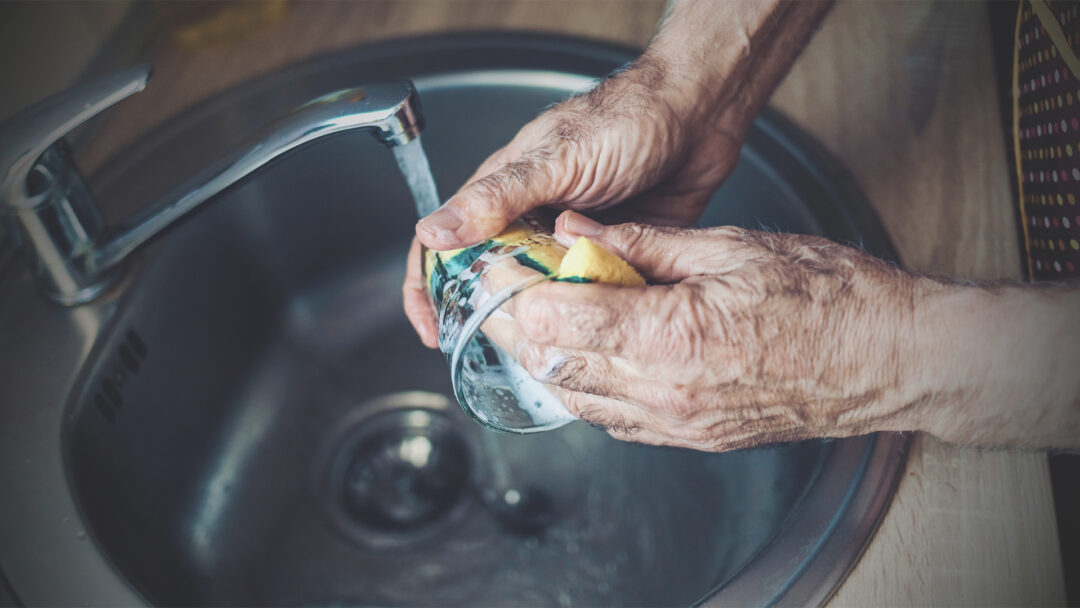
[
  {"left": 91, "top": 81, "right": 423, "bottom": 278},
  {"left": 0, "top": 74, "right": 423, "bottom": 305}
]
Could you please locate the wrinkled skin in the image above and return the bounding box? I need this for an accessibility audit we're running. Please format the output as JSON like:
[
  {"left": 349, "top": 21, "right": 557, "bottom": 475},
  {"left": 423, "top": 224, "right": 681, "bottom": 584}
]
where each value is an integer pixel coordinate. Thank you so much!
[
  {"left": 403, "top": 56, "right": 744, "bottom": 348},
  {"left": 401, "top": 0, "right": 1080, "bottom": 451},
  {"left": 496, "top": 211, "right": 925, "bottom": 451}
]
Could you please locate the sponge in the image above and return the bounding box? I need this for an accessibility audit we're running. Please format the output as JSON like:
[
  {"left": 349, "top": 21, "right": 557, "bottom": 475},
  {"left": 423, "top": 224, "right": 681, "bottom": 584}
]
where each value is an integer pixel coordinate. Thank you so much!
[
  {"left": 554, "top": 236, "right": 645, "bottom": 287},
  {"left": 424, "top": 220, "right": 645, "bottom": 297}
]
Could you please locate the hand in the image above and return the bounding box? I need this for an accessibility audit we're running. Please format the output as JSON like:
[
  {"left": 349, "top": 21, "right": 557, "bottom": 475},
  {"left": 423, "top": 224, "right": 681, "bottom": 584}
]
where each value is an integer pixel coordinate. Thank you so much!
[
  {"left": 415, "top": 57, "right": 744, "bottom": 250},
  {"left": 403, "top": 0, "right": 838, "bottom": 347},
  {"left": 403, "top": 235, "right": 438, "bottom": 347},
  {"left": 502, "top": 211, "right": 929, "bottom": 451},
  {"left": 403, "top": 58, "right": 746, "bottom": 347}
]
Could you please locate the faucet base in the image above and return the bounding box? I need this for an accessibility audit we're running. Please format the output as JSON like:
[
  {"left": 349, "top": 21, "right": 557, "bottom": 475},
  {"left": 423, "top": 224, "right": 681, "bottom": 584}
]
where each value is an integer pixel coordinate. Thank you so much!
[{"left": 42, "top": 268, "right": 119, "bottom": 306}]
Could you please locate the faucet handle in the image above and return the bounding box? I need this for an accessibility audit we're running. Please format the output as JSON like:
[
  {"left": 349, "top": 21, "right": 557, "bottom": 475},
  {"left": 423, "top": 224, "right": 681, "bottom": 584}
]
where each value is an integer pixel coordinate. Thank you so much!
[
  {"left": 0, "top": 65, "right": 150, "bottom": 304},
  {"left": 0, "top": 64, "right": 150, "bottom": 208}
]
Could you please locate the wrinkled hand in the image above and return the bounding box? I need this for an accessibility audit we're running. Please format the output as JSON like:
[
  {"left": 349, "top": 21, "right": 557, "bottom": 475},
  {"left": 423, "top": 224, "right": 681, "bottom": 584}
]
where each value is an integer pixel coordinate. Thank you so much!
[
  {"left": 416, "top": 57, "right": 744, "bottom": 246},
  {"left": 403, "top": 57, "right": 746, "bottom": 347},
  {"left": 500, "top": 211, "right": 926, "bottom": 452}
]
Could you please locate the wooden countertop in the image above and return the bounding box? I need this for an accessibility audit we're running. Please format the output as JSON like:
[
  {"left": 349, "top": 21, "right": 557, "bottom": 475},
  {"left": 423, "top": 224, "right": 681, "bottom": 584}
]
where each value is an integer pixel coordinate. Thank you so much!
[{"left": 81, "top": 1, "right": 1066, "bottom": 604}]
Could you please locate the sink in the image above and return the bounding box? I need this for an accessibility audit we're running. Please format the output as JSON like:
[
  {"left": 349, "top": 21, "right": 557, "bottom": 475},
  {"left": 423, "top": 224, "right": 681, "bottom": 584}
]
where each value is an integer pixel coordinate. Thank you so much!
[{"left": 0, "top": 34, "right": 906, "bottom": 606}]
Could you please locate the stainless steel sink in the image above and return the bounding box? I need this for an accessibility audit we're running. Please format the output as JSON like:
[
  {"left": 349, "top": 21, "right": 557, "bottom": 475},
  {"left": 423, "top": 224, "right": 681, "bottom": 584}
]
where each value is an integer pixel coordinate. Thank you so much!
[{"left": 0, "top": 34, "right": 906, "bottom": 607}]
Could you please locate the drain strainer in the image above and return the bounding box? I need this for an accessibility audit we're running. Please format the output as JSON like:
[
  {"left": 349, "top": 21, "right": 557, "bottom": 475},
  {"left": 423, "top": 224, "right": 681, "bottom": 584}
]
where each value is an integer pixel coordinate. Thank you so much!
[{"left": 319, "top": 392, "right": 474, "bottom": 549}]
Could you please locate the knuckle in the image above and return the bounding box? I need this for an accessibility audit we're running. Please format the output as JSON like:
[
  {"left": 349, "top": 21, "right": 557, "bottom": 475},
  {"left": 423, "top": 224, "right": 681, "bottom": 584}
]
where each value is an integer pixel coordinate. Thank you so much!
[
  {"left": 547, "top": 355, "right": 589, "bottom": 389},
  {"left": 466, "top": 174, "right": 512, "bottom": 209},
  {"left": 546, "top": 114, "right": 593, "bottom": 146},
  {"left": 518, "top": 347, "right": 602, "bottom": 396},
  {"left": 502, "top": 156, "right": 543, "bottom": 188},
  {"left": 483, "top": 142, "right": 566, "bottom": 202},
  {"left": 609, "top": 224, "right": 693, "bottom": 279},
  {"left": 518, "top": 297, "right": 558, "bottom": 344},
  {"left": 713, "top": 225, "right": 749, "bottom": 243},
  {"left": 612, "top": 222, "right": 652, "bottom": 255}
]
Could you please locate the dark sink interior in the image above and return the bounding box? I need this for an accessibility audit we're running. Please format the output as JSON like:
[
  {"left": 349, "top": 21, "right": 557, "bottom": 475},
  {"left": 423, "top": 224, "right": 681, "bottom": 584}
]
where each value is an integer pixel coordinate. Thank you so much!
[{"left": 62, "top": 35, "right": 900, "bottom": 607}]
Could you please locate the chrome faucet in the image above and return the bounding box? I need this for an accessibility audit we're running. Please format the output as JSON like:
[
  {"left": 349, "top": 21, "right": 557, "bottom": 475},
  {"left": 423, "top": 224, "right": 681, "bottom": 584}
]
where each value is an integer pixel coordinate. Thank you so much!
[{"left": 0, "top": 65, "right": 424, "bottom": 305}]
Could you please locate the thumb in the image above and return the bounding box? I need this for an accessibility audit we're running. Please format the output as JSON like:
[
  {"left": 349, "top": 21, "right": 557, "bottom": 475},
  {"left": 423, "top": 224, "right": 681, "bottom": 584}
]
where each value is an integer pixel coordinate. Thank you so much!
[
  {"left": 416, "top": 156, "right": 563, "bottom": 250},
  {"left": 554, "top": 210, "right": 737, "bottom": 282}
]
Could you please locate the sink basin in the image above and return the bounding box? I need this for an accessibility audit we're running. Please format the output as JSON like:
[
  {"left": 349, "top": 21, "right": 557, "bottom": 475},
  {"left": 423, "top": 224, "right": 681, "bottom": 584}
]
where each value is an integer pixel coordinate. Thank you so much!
[{"left": 0, "top": 34, "right": 906, "bottom": 607}]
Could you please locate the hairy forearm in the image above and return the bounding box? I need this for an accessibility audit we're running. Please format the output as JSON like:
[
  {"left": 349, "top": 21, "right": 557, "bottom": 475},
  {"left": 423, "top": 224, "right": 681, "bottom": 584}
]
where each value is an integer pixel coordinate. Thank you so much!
[
  {"left": 646, "top": 0, "right": 834, "bottom": 135},
  {"left": 903, "top": 281, "right": 1080, "bottom": 449}
]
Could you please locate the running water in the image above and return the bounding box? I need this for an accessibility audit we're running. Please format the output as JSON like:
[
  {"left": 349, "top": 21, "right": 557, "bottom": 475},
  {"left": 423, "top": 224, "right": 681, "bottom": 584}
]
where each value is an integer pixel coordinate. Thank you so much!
[{"left": 393, "top": 136, "right": 442, "bottom": 218}]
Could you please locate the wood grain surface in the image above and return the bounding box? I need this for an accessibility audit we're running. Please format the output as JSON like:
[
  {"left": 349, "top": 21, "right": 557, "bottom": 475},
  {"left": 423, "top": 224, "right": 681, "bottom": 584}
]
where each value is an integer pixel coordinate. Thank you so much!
[{"left": 79, "top": 1, "right": 1066, "bottom": 604}]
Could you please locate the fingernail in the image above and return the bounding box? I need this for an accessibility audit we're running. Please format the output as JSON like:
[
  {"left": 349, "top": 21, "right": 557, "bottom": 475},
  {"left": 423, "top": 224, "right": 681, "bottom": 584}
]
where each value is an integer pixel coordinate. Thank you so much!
[
  {"left": 417, "top": 204, "right": 464, "bottom": 241},
  {"left": 563, "top": 212, "right": 603, "bottom": 237},
  {"left": 554, "top": 232, "right": 576, "bottom": 248},
  {"left": 540, "top": 354, "right": 569, "bottom": 381}
]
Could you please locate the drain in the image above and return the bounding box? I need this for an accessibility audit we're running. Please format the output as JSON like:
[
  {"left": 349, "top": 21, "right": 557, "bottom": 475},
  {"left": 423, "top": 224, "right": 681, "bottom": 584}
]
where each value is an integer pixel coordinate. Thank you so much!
[{"left": 320, "top": 392, "right": 474, "bottom": 548}]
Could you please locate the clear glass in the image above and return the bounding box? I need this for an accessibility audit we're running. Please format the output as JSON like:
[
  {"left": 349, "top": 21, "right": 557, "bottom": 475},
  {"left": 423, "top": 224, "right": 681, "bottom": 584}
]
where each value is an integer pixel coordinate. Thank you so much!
[{"left": 426, "top": 218, "right": 577, "bottom": 434}]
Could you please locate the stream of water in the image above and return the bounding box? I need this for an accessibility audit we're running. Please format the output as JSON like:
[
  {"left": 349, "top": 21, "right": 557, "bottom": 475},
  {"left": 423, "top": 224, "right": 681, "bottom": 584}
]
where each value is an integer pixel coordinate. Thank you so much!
[{"left": 393, "top": 136, "right": 442, "bottom": 218}]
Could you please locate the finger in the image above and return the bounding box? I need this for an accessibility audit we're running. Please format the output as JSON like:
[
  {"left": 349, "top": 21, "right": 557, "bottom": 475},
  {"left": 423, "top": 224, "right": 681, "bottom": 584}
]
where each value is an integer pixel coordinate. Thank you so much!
[
  {"left": 472, "top": 247, "right": 560, "bottom": 355},
  {"left": 550, "top": 385, "right": 803, "bottom": 452},
  {"left": 416, "top": 145, "right": 571, "bottom": 250},
  {"left": 515, "top": 340, "right": 727, "bottom": 426},
  {"left": 516, "top": 342, "right": 637, "bottom": 397},
  {"left": 545, "top": 385, "right": 721, "bottom": 450},
  {"left": 507, "top": 281, "right": 695, "bottom": 363},
  {"left": 553, "top": 210, "right": 748, "bottom": 281},
  {"left": 545, "top": 384, "right": 666, "bottom": 440},
  {"left": 515, "top": 341, "right": 696, "bottom": 412},
  {"left": 403, "top": 237, "right": 439, "bottom": 348}
]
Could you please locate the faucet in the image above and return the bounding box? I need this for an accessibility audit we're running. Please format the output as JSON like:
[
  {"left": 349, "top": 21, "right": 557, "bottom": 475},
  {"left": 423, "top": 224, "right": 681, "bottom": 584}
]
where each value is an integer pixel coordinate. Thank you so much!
[{"left": 0, "top": 65, "right": 424, "bottom": 305}]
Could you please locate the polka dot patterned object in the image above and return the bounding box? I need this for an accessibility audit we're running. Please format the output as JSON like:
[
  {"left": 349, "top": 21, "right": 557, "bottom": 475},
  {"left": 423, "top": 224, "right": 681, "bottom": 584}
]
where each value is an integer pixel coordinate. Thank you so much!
[{"left": 1016, "top": 0, "right": 1080, "bottom": 279}]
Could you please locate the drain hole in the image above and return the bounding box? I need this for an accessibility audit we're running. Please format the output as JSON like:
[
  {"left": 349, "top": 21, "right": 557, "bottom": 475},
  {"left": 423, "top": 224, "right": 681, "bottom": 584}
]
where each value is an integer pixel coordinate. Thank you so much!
[
  {"left": 322, "top": 393, "right": 474, "bottom": 548},
  {"left": 341, "top": 415, "right": 470, "bottom": 532}
]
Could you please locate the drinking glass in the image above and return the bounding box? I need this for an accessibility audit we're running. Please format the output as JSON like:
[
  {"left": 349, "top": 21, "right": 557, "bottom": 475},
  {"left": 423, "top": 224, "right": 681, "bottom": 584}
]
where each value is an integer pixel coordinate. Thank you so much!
[{"left": 425, "top": 218, "right": 577, "bottom": 434}]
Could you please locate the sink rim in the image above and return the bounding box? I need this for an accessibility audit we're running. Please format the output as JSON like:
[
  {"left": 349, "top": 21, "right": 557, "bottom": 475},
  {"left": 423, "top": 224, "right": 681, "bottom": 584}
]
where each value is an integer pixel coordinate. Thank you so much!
[{"left": 0, "top": 31, "right": 908, "bottom": 607}]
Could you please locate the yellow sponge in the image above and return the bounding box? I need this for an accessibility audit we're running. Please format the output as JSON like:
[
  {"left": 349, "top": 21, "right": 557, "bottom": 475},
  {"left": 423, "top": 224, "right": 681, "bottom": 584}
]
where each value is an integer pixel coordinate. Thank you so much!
[
  {"left": 555, "top": 236, "right": 645, "bottom": 287},
  {"left": 424, "top": 221, "right": 644, "bottom": 290}
]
